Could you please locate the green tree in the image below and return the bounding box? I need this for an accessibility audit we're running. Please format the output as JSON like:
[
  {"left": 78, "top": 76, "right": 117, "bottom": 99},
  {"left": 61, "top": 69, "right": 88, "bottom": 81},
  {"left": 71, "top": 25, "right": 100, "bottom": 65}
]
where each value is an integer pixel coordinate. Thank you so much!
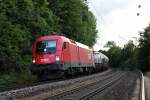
[
  {"left": 104, "top": 41, "right": 116, "bottom": 48},
  {"left": 119, "top": 41, "right": 137, "bottom": 70},
  {"left": 48, "top": 0, "right": 97, "bottom": 46},
  {"left": 0, "top": 0, "right": 59, "bottom": 72},
  {"left": 104, "top": 40, "right": 138, "bottom": 70},
  {"left": 120, "top": 41, "right": 135, "bottom": 62},
  {"left": 138, "top": 24, "right": 150, "bottom": 71},
  {"left": 104, "top": 41, "right": 122, "bottom": 68}
]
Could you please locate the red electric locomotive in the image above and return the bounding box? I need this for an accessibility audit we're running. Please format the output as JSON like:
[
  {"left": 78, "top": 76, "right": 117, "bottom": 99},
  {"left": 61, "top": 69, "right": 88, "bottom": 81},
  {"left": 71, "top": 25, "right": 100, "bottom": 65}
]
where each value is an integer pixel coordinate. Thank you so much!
[{"left": 31, "top": 35, "right": 95, "bottom": 79}]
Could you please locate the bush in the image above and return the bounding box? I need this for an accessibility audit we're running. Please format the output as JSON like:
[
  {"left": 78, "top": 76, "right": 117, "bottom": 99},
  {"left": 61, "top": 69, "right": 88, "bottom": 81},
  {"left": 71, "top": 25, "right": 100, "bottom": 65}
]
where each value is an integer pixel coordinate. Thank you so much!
[
  {"left": 0, "top": 70, "right": 37, "bottom": 87},
  {"left": 144, "top": 71, "right": 150, "bottom": 78}
]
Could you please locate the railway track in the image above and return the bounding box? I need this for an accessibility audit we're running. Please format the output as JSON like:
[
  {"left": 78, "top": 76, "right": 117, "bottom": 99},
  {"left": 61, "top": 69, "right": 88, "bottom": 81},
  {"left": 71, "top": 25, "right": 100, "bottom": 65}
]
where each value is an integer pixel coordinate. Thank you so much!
[
  {"left": 0, "top": 69, "right": 114, "bottom": 99},
  {"left": 42, "top": 71, "right": 125, "bottom": 100},
  {"left": 0, "top": 70, "right": 112, "bottom": 92},
  {"left": 1, "top": 70, "right": 143, "bottom": 100}
]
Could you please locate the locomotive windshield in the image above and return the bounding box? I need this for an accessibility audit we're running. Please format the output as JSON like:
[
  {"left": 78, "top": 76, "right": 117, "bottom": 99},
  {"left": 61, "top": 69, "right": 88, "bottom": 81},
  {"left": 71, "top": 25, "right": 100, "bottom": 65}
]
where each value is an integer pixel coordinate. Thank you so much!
[{"left": 36, "top": 40, "right": 56, "bottom": 54}]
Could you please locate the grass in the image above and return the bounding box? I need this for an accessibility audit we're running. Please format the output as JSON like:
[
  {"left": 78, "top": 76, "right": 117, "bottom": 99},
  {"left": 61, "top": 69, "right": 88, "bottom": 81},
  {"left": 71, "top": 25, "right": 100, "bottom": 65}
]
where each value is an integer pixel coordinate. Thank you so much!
[
  {"left": 0, "top": 73, "right": 17, "bottom": 86},
  {"left": 144, "top": 71, "right": 150, "bottom": 78},
  {"left": 98, "top": 96, "right": 105, "bottom": 100}
]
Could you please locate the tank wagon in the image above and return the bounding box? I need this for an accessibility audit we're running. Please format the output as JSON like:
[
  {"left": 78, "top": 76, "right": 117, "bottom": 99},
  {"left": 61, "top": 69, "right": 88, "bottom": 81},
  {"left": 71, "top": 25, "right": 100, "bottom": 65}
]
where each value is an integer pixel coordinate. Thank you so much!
[
  {"left": 31, "top": 35, "right": 109, "bottom": 79},
  {"left": 93, "top": 51, "right": 109, "bottom": 71}
]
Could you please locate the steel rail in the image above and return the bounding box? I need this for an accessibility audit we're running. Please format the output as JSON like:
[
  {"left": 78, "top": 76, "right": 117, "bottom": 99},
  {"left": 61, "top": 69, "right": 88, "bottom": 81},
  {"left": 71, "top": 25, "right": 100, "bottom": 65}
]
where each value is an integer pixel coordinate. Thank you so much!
[
  {"left": 77, "top": 72, "right": 125, "bottom": 100},
  {"left": 0, "top": 70, "right": 113, "bottom": 99},
  {"left": 44, "top": 71, "right": 123, "bottom": 100}
]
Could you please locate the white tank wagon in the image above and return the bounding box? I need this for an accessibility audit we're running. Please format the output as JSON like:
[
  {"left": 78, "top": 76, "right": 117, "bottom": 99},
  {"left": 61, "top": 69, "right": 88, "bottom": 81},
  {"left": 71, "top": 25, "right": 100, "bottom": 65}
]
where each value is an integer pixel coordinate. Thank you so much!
[{"left": 93, "top": 51, "right": 109, "bottom": 71}]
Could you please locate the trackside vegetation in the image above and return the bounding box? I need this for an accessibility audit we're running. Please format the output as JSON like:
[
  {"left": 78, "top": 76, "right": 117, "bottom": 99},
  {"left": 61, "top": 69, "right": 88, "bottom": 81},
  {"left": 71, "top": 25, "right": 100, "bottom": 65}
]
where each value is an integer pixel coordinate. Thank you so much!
[
  {"left": 0, "top": 0, "right": 97, "bottom": 86},
  {"left": 144, "top": 72, "right": 150, "bottom": 78},
  {"left": 103, "top": 24, "right": 150, "bottom": 72}
]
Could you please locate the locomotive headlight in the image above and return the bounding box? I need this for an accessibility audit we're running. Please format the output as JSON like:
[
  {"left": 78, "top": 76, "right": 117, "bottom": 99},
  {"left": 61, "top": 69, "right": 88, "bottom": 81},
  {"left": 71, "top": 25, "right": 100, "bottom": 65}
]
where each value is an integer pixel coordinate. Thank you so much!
[
  {"left": 32, "top": 58, "right": 35, "bottom": 63},
  {"left": 56, "top": 55, "right": 60, "bottom": 61}
]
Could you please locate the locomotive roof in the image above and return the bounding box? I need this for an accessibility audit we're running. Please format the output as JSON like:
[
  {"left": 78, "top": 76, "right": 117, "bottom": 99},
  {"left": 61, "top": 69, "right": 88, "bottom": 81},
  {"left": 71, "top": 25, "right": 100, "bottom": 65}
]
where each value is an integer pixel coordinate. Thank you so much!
[
  {"left": 76, "top": 42, "right": 91, "bottom": 50},
  {"left": 66, "top": 37, "right": 92, "bottom": 50},
  {"left": 35, "top": 35, "right": 62, "bottom": 41}
]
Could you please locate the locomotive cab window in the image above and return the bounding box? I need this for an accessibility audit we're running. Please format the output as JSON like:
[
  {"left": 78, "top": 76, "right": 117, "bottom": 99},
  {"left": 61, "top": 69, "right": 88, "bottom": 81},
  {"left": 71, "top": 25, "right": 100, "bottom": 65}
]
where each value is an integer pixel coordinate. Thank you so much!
[{"left": 36, "top": 40, "right": 56, "bottom": 54}]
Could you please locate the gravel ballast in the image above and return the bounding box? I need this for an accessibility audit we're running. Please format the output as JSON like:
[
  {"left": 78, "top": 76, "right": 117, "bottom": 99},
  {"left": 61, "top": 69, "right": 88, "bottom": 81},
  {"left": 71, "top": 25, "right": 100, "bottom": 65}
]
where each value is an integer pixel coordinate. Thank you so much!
[
  {"left": 0, "top": 70, "right": 111, "bottom": 100},
  {"left": 0, "top": 70, "right": 140, "bottom": 100},
  {"left": 99, "top": 71, "right": 139, "bottom": 100}
]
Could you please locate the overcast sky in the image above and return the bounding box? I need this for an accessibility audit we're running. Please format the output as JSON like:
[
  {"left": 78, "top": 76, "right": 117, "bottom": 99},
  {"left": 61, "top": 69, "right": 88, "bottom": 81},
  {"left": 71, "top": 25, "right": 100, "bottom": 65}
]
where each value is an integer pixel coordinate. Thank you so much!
[{"left": 88, "top": 0, "right": 150, "bottom": 50}]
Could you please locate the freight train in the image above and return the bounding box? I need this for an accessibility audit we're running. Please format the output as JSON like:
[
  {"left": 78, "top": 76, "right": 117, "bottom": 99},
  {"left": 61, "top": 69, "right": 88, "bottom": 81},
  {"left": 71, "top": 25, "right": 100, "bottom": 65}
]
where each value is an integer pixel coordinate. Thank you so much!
[{"left": 31, "top": 35, "right": 109, "bottom": 79}]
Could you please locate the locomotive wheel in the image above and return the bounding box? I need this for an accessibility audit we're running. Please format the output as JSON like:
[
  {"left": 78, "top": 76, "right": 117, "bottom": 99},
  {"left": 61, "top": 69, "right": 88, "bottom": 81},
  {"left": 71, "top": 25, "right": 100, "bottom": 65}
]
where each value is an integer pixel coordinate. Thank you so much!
[
  {"left": 87, "top": 67, "right": 93, "bottom": 74},
  {"left": 66, "top": 68, "right": 76, "bottom": 76},
  {"left": 38, "top": 70, "right": 65, "bottom": 80}
]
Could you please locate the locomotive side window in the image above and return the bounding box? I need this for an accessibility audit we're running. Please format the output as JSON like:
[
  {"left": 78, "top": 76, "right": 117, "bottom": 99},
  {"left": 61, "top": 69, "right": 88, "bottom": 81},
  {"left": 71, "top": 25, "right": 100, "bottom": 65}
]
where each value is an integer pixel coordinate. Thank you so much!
[
  {"left": 36, "top": 40, "right": 56, "bottom": 54},
  {"left": 62, "top": 42, "right": 67, "bottom": 50}
]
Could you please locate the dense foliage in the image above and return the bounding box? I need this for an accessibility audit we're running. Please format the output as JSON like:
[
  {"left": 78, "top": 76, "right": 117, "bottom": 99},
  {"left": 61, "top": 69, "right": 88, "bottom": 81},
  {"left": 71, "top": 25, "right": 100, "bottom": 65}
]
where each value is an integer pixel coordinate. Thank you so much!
[
  {"left": 0, "top": 0, "right": 97, "bottom": 84},
  {"left": 138, "top": 24, "right": 150, "bottom": 71},
  {"left": 48, "top": 0, "right": 97, "bottom": 46},
  {"left": 104, "top": 41, "right": 138, "bottom": 70},
  {"left": 104, "top": 24, "right": 150, "bottom": 71}
]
